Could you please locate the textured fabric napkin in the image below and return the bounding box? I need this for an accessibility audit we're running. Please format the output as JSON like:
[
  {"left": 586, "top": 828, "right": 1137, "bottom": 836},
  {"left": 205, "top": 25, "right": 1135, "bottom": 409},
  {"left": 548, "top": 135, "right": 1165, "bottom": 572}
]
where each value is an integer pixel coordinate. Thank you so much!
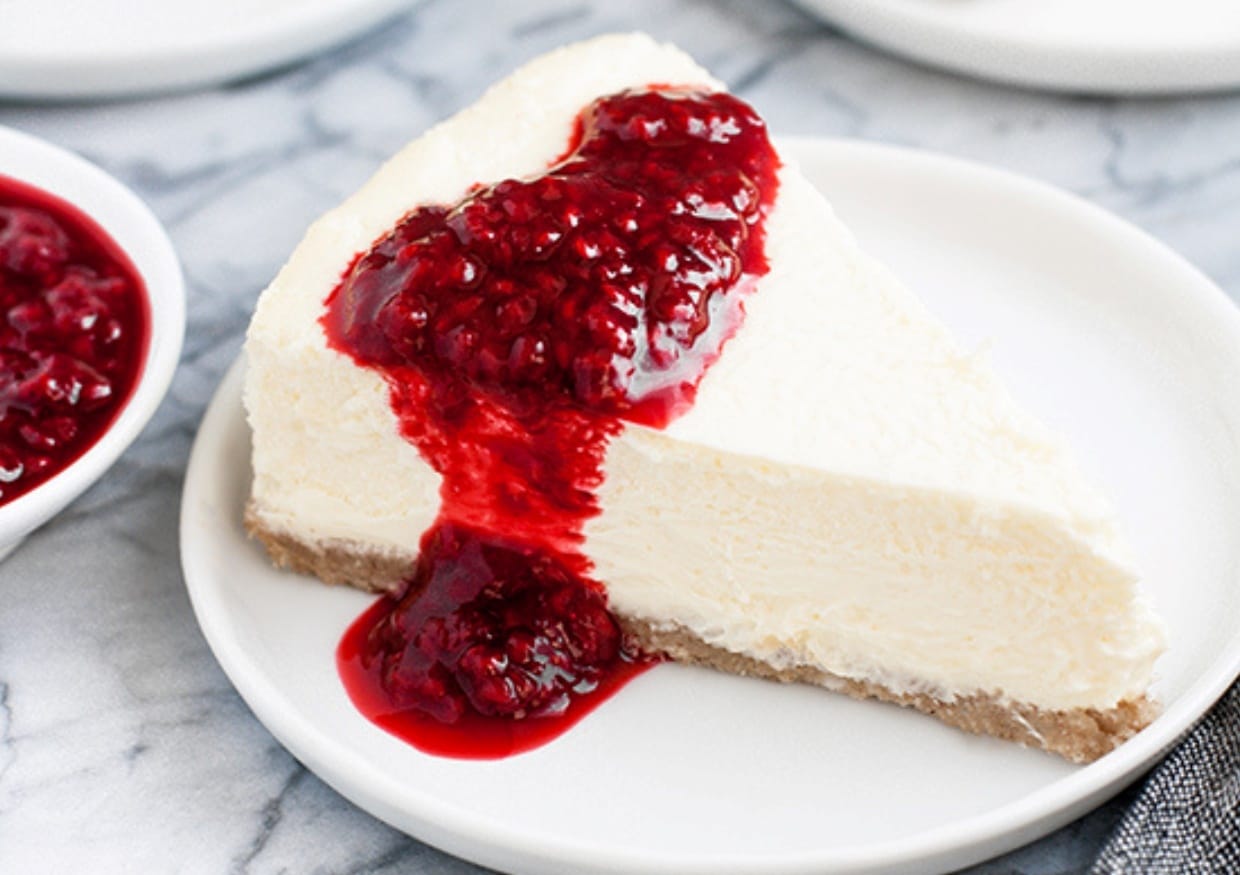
[{"left": 1091, "top": 680, "right": 1240, "bottom": 873}]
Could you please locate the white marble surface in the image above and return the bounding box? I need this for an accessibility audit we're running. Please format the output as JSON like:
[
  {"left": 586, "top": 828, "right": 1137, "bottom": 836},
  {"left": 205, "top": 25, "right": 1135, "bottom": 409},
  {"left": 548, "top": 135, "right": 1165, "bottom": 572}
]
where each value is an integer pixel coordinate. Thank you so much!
[{"left": 1, "top": 1, "right": 1237, "bottom": 872}]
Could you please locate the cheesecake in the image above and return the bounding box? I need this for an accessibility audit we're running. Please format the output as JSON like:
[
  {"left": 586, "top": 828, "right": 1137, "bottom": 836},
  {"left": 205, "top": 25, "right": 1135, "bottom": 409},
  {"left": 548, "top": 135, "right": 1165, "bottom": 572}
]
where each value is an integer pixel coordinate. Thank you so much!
[{"left": 243, "top": 33, "right": 1166, "bottom": 762}]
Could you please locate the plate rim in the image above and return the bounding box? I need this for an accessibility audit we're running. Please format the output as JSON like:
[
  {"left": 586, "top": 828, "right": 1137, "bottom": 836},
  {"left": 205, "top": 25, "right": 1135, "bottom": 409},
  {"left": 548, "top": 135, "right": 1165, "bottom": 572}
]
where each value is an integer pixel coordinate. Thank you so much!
[
  {"left": 789, "top": 0, "right": 1240, "bottom": 95},
  {"left": 0, "top": 0, "right": 418, "bottom": 100},
  {"left": 181, "top": 136, "right": 1240, "bottom": 875}
]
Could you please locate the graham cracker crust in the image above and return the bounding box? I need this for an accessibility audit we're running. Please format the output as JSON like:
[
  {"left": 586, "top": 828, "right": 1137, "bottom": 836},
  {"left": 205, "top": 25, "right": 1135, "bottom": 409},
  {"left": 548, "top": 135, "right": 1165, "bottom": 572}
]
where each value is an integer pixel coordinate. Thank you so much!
[
  {"left": 245, "top": 503, "right": 412, "bottom": 594},
  {"left": 246, "top": 503, "right": 1156, "bottom": 762},
  {"left": 619, "top": 618, "right": 1155, "bottom": 764}
]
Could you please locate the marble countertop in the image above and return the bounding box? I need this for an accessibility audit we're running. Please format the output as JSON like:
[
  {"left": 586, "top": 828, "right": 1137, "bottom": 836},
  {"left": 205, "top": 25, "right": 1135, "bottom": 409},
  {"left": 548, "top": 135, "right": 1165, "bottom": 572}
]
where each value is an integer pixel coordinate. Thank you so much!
[{"left": 2, "top": 1, "right": 1237, "bottom": 872}]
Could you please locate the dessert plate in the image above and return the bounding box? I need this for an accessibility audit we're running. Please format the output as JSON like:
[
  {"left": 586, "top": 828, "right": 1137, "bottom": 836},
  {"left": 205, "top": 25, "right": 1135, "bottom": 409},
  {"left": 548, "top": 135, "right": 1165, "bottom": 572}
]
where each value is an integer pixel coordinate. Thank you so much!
[
  {"left": 0, "top": 0, "right": 417, "bottom": 100},
  {"left": 181, "top": 138, "right": 1240, "bottom": 875},
  {"left": 791, "top": 0, "right": 1240, "bottom": 94}
]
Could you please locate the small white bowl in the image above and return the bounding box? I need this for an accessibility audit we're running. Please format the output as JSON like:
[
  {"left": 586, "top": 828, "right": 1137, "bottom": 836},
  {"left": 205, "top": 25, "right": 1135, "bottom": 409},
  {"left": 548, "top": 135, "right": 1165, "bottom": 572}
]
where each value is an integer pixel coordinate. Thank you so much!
[{"left": 0, "top": 125, "right": 185, "bottom": 559}]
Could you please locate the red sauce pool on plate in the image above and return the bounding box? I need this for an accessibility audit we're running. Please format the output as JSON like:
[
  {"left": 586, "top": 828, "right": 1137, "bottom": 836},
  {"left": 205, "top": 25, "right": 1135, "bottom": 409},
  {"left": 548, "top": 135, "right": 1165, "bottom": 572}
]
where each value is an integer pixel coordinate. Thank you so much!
[
  {"left": 325, "top": 87, "right": 780, "bottom": 758},
  {"left": 0, "top": 176, "right": 150, "bottom": 506}
]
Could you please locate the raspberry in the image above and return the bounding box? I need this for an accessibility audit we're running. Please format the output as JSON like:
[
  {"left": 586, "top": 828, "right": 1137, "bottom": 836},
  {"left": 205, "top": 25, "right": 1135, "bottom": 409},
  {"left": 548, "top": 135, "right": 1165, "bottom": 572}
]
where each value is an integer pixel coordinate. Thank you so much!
[
  {"left": 0, "top": 445, "right": 22, "bottom": 483},
  {"left": 368, "top": 525, "right": 630, "bottom": 722},
  {"left": 0, "top": 207, "right": 71, "bottom": 283}
]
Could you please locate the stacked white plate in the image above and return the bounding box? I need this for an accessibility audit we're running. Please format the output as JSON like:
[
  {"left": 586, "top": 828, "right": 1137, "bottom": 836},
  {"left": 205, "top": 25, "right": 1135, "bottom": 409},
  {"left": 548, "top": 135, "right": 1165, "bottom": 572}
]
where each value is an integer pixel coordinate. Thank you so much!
[
  {"left": 792, "top": 0, "right": 1240, "bottom": 94},
  {"left": 0, "top": 0, "right": 416, "bottom": 100}
]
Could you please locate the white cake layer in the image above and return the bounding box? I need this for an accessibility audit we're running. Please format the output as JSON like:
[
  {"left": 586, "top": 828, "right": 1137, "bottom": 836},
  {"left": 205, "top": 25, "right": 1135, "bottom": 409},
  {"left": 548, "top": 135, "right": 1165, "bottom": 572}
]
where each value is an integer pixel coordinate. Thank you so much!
[{"left": 244, "top": 33, "right": 1164, "bottom": 711}]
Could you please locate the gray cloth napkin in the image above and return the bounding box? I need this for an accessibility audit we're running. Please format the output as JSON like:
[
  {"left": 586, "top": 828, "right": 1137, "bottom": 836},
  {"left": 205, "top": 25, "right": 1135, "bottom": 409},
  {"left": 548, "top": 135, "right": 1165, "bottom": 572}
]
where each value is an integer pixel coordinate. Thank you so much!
[{"left": 1091, "top": 680, "right": 1240, "bottom": 874}]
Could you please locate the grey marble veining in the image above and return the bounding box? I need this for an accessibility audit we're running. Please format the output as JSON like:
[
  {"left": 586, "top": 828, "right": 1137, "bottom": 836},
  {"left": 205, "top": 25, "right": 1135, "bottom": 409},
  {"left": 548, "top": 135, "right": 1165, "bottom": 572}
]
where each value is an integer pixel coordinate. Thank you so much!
[{"left": 1, "top": 1, "right": 1237, "bottom": 872}]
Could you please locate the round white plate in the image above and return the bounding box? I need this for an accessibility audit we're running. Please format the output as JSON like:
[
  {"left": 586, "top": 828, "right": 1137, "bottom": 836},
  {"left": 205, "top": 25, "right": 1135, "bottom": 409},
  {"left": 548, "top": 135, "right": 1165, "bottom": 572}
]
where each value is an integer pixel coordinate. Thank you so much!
[
  {"left": 791, "top": 0, "right": 1240, "bottom": 94},
  {"left": 0, "top": 0, "right": 416, "bottom": 100},
  {"left": 181, "top": 138, "right": 1240, "bottom": 875}
]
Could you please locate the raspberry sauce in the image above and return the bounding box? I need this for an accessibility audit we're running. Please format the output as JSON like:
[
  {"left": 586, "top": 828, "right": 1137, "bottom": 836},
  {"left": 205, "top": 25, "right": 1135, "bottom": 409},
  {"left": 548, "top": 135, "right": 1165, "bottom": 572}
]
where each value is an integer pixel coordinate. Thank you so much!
[
  {"left": 325, "top": 87, "right": 779, "bottom": 758},
  {"left": 0, "top": 176, "right": 149, "bottom": 506}
]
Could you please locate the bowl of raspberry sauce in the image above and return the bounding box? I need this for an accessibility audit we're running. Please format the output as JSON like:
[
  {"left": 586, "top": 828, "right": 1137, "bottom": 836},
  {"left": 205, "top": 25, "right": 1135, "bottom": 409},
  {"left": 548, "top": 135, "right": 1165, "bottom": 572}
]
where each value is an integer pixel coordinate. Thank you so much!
[{"left": 0, "top": 125, "right": 184, "bottom": 559}]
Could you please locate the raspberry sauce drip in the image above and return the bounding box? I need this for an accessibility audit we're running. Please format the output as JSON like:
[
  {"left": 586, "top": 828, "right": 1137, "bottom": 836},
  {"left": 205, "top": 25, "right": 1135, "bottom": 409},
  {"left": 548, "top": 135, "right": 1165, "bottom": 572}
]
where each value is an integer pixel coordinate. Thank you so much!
[
  {"left": 0, "top": 176, "right": 149, "bottom": 506},
  {"left": 324, "top": 87, "right": 779, "bottom": 758}
]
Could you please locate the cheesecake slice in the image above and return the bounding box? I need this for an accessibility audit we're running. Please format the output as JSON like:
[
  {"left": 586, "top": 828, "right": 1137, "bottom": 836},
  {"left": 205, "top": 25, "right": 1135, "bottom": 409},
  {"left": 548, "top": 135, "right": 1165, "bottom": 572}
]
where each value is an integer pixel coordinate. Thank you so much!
[{"left": 243, "top": 33, "right": 1165, "bottom": 762}]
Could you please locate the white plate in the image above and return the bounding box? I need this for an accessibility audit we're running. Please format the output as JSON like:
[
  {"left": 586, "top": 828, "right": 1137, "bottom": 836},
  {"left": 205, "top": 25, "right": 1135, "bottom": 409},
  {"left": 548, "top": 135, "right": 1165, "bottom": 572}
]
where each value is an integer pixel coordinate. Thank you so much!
[
  {"left": 0, "top": 0, "right": 416, "bottom": 100},
  {"left": 180, "top": 138, "right": 1240, "bottom": 875},
  {"left": 791, "top": 0, "right": 1240, "bottom": 94}
]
